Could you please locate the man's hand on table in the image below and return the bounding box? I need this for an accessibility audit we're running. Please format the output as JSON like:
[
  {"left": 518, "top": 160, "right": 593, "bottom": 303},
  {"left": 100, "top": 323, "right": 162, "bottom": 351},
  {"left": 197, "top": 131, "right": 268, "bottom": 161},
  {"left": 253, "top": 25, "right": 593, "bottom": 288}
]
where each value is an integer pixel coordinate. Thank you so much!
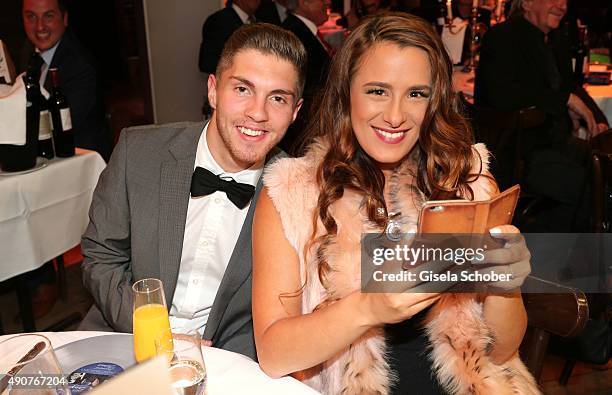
[
  {"left": 567, "top": 93, "right": 597, "bottom": 135},
  {"left": 595, "top": 123, "right": 609, "bottom": 136}
]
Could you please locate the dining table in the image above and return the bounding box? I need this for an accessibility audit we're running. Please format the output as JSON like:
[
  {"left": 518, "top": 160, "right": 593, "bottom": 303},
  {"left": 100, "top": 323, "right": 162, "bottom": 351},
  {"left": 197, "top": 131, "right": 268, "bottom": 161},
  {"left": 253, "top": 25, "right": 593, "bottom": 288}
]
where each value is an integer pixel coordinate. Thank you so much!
[
  {"left": 452, "top": 67, "right": 612, "bottom": 126},
  {"left": 0, "top": 331, "right": 321, "bottom": 394},
  {"left": 0, "top": 148, "right": 106, "bottom": 330}
]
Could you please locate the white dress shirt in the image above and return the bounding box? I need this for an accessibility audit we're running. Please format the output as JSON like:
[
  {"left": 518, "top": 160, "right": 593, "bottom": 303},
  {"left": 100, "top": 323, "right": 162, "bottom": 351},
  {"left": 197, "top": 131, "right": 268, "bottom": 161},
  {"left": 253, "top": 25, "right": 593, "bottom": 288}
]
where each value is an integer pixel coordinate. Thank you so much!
[
  {"left": 232, "top": 3, "right": 252, "bottom": 24},
  {"left": 169, "top": 123, "right": 263, "bottom": 334},
  {"left": 294, "top": 14, "right": 318, "bottom": 36},
  {"left": 38, "top": 40, "right": 60, "bottom": 87},
  {"left": 295, "top": 14, "right": 328, "bottom": 49}
]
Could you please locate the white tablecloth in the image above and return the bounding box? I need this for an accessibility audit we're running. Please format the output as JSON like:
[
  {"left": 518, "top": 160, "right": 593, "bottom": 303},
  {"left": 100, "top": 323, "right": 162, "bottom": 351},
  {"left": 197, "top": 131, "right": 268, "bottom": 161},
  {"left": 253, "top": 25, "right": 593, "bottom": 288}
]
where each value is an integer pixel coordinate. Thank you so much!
[
  {"left": 0, "top": 149, "right": 105, "bottom": 281},
  {"left": 0, "top": 331, "right": 320, "bottom": 395},
  {"left": 586, "top": 83, "right": 612, "bottom": 125},
  {"left": 452, "top": 69, "right": 612, "bottom": 124}
]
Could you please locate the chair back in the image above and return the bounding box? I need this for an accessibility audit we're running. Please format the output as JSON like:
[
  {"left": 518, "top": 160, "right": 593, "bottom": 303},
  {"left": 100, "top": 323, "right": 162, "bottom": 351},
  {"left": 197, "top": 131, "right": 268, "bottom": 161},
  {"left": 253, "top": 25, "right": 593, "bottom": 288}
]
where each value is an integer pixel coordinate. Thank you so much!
[
  {"left": 463, "top": 97, "right": 545, "bottom": 191},
  {"left": 591, "top": 129, "right": 612, "bottom": 233},
  {"left": 520, "top": 276, "right": 589, "bottom": 381},
  {"left": 522, "top": 277, "right": 589, "bottom": 338}
]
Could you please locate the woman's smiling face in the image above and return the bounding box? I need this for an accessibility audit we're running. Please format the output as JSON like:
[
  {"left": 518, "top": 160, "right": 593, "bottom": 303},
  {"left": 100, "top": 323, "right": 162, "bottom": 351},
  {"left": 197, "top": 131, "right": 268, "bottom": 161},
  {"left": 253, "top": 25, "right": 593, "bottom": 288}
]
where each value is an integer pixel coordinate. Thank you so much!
[{"left": 349, "top": 42, "right": 431, "bottom": 170}]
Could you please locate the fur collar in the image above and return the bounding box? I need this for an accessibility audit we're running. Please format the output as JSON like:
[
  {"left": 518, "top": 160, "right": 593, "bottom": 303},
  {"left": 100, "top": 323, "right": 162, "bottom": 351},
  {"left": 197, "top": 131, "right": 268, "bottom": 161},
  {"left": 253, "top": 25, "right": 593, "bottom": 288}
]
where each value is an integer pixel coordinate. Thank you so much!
[{"left": 263, "top": 140, "right": 540, "bottom": 395}]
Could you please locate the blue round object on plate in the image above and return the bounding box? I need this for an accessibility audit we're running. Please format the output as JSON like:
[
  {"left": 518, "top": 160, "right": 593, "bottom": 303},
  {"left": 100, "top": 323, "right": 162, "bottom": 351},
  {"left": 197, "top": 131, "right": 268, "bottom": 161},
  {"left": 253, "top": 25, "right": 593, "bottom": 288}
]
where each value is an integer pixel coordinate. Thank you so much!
[{"left": 54, "top": 334, "right": 136, "bottom": 390}]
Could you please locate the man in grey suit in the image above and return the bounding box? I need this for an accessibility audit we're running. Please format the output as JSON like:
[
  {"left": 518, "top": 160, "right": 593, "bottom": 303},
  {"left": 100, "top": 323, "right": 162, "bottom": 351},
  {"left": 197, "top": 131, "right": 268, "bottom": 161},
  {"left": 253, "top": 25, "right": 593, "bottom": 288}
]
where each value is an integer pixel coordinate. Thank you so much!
[{"left": 80, "top": 23, "right": 306, "bottom": 360}]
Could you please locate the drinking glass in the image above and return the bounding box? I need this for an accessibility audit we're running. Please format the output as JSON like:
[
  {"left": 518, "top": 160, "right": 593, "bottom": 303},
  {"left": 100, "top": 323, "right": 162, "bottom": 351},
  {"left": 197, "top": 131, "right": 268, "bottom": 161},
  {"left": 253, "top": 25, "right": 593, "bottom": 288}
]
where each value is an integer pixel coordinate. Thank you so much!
[
  {"left": 0, "top": 333, "right": 70, "bottom": 394},
  {"left": 132, "top": 278, "right": 172, "bottom": 362},
  {"left": 155, "top": 329, "right": 207, "bottom": 395}
]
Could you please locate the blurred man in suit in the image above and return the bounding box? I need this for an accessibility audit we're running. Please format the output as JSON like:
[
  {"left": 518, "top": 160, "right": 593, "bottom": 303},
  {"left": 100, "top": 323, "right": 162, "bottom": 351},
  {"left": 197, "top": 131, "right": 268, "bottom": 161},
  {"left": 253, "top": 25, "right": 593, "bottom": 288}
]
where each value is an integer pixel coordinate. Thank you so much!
[
  {"left": 18, "top": 0, "right": 109, "bottom": 319},
  {"left": 81, "top": 24, "right": 306, "bottom": 360},
  {"left": 475, "top": 0, "right": 609, "bottom": 231},
  {"left": 255, "top": 0, "right": 291, "bottom": 25},
  {"left": 199, "top": 0, "right": 261, "bottom": 118},
  {"left": 280, "top": 0, "right": 331, "bottom": 155},
  {"left": 21, "top": 0, "right": 110, "bottom": 160}
]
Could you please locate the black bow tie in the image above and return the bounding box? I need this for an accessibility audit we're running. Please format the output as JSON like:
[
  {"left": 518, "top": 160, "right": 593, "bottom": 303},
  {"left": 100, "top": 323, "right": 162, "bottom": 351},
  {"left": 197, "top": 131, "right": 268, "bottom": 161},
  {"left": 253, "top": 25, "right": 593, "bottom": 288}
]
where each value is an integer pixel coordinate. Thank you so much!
[{"left": 190, "top": 167, "right": 255, "bottom": 209}]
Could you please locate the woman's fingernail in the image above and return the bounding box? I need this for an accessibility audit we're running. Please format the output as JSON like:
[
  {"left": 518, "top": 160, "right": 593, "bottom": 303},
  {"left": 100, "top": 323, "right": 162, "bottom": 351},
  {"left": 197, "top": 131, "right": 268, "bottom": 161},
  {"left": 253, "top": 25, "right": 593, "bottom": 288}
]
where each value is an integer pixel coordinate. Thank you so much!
[{"left": 489, "top": 227, "right": 502, "bottom": 235}]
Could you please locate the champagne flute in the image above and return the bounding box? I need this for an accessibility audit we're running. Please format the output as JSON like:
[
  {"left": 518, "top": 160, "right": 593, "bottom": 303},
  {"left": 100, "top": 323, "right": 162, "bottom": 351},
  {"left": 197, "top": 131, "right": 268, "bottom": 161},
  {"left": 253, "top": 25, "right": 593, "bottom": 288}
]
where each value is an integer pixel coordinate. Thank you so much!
[
  {"left": 0, "top": 333, "right": 70, "bottom": 394},
  {"left": 155, "top": 329, "right": 207, "bottom": 395},
  {"left": 132, "top": 278, "right": 172, "bottom": 362}
]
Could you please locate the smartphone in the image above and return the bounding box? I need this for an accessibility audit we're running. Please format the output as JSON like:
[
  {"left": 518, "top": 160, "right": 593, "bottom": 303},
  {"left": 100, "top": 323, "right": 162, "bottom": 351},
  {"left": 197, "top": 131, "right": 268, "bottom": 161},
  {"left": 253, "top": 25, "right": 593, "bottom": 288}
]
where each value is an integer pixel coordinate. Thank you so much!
[{"left": 417, "top": 184, "right": 520, "bottom": 234}]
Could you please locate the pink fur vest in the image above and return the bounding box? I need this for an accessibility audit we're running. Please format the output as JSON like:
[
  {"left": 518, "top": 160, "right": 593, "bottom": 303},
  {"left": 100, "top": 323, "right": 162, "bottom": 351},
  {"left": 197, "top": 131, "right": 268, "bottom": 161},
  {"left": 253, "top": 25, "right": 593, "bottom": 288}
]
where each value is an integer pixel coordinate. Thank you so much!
[{"left": 263, "top": 141, "right": 540, "bottom": 395}]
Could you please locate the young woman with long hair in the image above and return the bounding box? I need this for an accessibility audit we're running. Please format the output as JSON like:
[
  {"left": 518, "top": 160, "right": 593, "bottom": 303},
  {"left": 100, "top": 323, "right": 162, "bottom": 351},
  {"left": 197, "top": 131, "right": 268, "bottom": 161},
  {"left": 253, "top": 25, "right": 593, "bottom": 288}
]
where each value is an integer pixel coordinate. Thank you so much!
[{"left": 252, "top": 12, "right": 539, "bottom": 395}]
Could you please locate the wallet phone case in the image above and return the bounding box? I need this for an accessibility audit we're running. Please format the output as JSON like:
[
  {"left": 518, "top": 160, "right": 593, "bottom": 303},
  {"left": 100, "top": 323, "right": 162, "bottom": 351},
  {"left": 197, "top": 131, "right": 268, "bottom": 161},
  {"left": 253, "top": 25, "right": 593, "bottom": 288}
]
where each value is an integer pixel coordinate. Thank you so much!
[{"left": 417, "top": 184, "right": 521, "bottom": 234}]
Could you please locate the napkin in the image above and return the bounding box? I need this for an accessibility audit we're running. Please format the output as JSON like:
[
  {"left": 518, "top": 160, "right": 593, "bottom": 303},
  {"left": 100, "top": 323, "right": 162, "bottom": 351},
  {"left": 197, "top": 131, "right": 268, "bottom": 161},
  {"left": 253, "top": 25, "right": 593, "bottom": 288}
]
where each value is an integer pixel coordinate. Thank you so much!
[
  {"left": 0, "top": 73, "right": 26, "bottom": 145},
  {"left": 0, "top": 40, "right": 16, "bottom": 84}
]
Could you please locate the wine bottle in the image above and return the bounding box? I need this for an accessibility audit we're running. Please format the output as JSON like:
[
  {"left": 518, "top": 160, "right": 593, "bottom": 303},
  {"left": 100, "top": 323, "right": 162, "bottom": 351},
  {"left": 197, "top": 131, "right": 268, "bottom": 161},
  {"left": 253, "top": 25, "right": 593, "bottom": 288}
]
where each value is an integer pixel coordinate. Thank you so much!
[
  {"left": 573, "top": 23, "right": 589, "bottom": 84},
  {"left": 37, "top": 95, "right": 54, "bottom": 159},
  {"left": 48, "top": 68, "right": 75, "bottom": 157}
]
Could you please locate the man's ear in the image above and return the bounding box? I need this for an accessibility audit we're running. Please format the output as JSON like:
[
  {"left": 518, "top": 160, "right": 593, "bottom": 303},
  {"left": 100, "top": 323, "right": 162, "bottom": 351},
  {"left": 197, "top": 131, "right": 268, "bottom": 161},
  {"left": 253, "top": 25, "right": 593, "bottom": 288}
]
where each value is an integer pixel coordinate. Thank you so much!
[
  {"left": 292, "top": 98, "right": 304, "bottom": 123},
  {"left": 521, "top": 0, "right": 534, "bottom": 12},
  {"left": 207, "top": 74, "right": 218, "bottom": 110},
  {"left": 63, "top": 11, "right": 68, "bottom": 27}
]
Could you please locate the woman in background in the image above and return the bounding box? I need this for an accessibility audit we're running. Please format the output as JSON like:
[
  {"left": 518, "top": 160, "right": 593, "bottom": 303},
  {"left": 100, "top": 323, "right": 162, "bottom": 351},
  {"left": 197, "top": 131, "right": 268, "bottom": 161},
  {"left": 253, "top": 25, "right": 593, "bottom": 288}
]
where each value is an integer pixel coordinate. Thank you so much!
[{"left": 253, "top": 12, "right": 538, "bottom": 395}]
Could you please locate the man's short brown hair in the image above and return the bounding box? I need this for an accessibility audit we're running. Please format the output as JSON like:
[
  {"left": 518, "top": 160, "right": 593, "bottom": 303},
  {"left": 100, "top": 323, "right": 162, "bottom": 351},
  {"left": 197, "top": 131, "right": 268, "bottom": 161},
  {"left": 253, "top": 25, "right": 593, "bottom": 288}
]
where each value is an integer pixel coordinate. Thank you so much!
[{"left": 216, "top": 23, "right": 308, "bottom": 98}]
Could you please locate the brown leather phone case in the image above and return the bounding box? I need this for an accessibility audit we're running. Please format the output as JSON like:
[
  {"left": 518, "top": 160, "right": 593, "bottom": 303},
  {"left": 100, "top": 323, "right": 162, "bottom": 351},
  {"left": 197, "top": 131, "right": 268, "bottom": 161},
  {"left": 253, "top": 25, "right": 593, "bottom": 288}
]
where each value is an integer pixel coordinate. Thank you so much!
[{"left": 417, "top": 184, "right": 521, "bottom": 234}]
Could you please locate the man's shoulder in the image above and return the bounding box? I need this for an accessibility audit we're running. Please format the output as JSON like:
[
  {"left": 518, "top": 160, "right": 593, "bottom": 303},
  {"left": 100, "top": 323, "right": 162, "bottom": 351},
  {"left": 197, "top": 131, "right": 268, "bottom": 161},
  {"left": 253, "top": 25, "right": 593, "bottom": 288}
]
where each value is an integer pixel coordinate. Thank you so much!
[
  {"left": 282, "top": 14, "right": 306, "bottom": 33},
  {"left": 204, "top": 6, "right": 241, "bottom": 28},
  {"left": 123, "top": 121, "right": 202, "bottom": 139},
  {"left": 255, "top": 1, "right": 281, "bottom": 24},
  {"left": 53, "top": 29, "right": 96, "bottom": 71},
  {"left": 121, "top": 121, "right": 203, "bottom": 154},
  {"left": 282, "top": 15, "right": 318, "bottom": 48},
  {"left": 484, "top": 19, "right": 515, "bottom": 42}
]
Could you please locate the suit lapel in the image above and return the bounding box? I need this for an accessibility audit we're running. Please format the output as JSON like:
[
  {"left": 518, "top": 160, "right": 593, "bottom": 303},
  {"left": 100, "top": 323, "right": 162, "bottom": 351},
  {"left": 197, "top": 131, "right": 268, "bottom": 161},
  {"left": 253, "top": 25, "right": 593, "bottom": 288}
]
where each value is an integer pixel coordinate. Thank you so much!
[
  {"left": 227, "top": 6, "right": 245, "bottom": 27},
  {"left": 44, "top": 31, "right": 70, "bottom": 91},
  {"left": 158, "top": 123, "right": 204, "bottom": 304},
  {"left": 203, "top": 149, "right": 284, "bottom": 340}
]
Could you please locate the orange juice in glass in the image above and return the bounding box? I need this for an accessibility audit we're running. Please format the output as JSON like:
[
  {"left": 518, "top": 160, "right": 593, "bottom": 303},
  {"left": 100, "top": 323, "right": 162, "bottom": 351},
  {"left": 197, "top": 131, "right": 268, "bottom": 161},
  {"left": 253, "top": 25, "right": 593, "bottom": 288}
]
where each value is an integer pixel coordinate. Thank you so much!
[{"left": 132, "top": 278, "right": 172, "bottom": 362}]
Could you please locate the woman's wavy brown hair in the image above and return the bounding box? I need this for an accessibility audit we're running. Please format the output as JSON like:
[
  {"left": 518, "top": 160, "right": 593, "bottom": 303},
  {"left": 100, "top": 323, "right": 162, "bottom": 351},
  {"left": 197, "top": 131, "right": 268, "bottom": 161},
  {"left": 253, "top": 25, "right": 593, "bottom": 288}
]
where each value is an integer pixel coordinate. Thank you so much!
[{"left": 302, "top": 12, "right": 479, "bottom": 293}]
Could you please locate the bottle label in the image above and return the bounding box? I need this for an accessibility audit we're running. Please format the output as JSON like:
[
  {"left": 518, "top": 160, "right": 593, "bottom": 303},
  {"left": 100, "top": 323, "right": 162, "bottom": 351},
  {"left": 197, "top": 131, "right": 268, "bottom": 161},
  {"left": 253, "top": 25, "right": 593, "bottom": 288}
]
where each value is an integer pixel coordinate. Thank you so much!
[
  {"left": 60, "top": 107, "right": 72, "bottom": 131},
  {"left": 39, "top": 110, "right": 52, "bottom": 139}
]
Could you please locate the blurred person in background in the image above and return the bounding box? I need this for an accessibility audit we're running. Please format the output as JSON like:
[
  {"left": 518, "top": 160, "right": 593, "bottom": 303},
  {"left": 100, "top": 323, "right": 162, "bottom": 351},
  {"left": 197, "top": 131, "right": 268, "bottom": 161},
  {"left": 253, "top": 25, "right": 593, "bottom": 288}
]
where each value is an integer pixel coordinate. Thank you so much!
[
  {"left": 475, "top": 0, "right": 609, "bottom": 232},
  {"left": 21, "top": 0, "right": 110, "bottom": 160},
  {"left": 256, "top": 0, "right": 292, "bottom": 25},
  {"left": 280, "top": 0, "right": 331, "bottom": 155},
  {"left": 199, "top": 0, "right": 261, "bottom": 118},
  {"left": 17, "top": 0, "right": 110, "bottom": 319},
  {"left": 340, "top": 0, "right": 394, "bottom": 28}
]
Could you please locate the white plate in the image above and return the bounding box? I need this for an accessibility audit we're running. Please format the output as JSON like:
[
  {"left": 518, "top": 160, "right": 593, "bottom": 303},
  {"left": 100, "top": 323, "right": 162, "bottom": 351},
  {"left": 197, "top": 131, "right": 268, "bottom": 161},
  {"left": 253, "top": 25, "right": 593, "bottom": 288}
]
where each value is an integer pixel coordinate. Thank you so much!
[
  {"left": 0, "top": 157, "right": 47, "bottom": 176},
  {"left": 55, "top": 334, "right": 136, "bottom": 374}
]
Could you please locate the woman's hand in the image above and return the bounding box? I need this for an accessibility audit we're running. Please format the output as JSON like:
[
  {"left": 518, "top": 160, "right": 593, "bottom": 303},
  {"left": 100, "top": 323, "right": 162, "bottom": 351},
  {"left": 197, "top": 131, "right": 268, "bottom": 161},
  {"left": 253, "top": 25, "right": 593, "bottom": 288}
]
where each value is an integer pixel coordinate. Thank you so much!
[
  {"left": 473, "top": 225, "right": 531, "bottom": 291},
  {"left": 361, "top": 292, "right": 440, "bottom": 326}
]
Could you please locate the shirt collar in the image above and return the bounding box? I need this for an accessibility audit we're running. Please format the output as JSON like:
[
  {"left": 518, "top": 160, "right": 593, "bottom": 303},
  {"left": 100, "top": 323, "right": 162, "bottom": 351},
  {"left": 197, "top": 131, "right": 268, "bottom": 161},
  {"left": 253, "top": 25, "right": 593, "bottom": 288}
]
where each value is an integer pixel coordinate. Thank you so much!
[
  {"left": 197, "top": 122, "right": 263, "bottom": 187},
  {"left": 232, "top": 3, "right": 250, "bottom": 24},
  {"left": 38, "top": 39, "right": 61, "bottom": 66},
  {"left": 294, "top": 14, "right": 318, "bottom": 36}
]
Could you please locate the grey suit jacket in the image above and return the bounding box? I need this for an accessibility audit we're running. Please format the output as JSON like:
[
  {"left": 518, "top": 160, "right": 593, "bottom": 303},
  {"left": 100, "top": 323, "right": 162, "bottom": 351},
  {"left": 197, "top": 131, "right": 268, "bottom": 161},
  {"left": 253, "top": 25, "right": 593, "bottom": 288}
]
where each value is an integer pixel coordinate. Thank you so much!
[{"left": 80, "top": 121, "right": 281, "bottom": 360}]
